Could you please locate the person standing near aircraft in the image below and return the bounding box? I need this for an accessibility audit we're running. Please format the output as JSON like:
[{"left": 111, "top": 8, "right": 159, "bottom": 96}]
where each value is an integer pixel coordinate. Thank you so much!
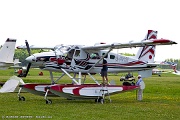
[
  {"left": 136, "top": 75, "right": 145, "bottom": 101},
  {"left": 101, "top": 58, "right": 108, "bottom": 84}
]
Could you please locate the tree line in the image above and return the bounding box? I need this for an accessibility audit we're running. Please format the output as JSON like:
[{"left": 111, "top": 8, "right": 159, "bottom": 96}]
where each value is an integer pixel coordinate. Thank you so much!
[{"left": 14, "top": 49, "right": 44, "bottom": 66}]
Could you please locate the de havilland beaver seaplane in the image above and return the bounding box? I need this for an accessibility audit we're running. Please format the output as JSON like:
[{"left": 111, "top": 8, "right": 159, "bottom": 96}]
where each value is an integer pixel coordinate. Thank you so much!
[{"left": 16, "top": 30, "right": 177, "bottom": 104}]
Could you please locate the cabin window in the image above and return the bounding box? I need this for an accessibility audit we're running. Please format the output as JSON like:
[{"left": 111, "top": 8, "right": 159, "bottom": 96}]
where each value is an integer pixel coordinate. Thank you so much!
[
  {"left": 90, "top": 53, "right": 100, "bottom": 59},
  {"left": 110, "top": 55, "right": 115, "bottom": 59},
  {"left": 67, "top": 49, "right": 75, "bottom": 59}
]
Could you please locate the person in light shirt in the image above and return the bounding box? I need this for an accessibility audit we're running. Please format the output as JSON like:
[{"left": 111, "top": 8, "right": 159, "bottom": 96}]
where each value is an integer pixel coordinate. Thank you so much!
[{"left": 136, "top": 75, "right": 145, "bottom": 101}]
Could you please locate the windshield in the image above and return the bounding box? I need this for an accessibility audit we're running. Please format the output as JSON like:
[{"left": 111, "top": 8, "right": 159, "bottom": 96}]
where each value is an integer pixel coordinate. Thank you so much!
[{"left": 54, "top": 45, "right": 71, "bottom": 55}]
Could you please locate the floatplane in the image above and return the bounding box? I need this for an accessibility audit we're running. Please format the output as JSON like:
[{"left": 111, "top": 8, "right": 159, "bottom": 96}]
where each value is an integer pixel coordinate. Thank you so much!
[{"left": 17, "top": 30, "right": 177, "bottom": 104}]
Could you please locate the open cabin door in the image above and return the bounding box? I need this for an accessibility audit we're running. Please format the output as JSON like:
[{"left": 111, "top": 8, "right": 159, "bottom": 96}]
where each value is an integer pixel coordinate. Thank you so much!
[{"left": 71, "top": 49, "right": 89, "bottom": 69}]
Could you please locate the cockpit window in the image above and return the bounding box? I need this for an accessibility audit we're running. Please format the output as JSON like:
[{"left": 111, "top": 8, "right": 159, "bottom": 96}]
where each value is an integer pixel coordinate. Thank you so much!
[
  {"left": 54, "top": 45, "right": 71, "bottom": 54},
  {"left": 74, "top": 50, "right": 80, "bottom": 57}
]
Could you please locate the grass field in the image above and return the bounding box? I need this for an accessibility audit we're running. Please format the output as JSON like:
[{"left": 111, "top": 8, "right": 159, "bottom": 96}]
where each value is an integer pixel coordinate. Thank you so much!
[{"left": 0, "top": 69, "right": 180, "bottom": 120}]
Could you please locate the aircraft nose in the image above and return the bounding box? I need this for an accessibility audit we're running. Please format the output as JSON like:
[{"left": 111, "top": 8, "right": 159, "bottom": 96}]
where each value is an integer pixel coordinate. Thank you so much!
[{"left": 26, "top": 55, "right": 36, "bottom": 63}]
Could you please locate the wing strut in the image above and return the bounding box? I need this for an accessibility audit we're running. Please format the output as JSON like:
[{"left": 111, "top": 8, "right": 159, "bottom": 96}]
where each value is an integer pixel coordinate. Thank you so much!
[
  {"left": 49, "top": 71, "right": 66, "bottom": 84},
  {"left": 87, "top": 73, "right": 100, "bottom": 85},
  {"left": 88, "top": 47, "right": 114, "bottom": 72},
  {"left": 61, "top": 68, "right": 79, "bottom": 85}
]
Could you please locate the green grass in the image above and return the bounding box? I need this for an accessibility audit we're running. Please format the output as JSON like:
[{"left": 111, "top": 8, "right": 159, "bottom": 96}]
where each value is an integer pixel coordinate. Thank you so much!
[{"left": 0, "top": 69, "right": 180, "bottom": 120}]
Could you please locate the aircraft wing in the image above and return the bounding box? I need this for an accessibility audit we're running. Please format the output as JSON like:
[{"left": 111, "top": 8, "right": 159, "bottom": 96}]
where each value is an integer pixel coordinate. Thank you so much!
[
  {"left": 81, "top": 39, "right": 177, "bottom": 51},
  {"left": 16, "top": 45, "right": 54, "bottom": 50}
]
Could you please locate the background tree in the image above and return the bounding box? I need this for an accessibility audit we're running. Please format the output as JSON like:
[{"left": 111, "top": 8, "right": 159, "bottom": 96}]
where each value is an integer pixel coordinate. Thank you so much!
[
  {"left": 120, "top": 53, "right": 135, "bottom": 56},
  {"left": 14, "top": 49, "right": 47, "bottom": 66}
]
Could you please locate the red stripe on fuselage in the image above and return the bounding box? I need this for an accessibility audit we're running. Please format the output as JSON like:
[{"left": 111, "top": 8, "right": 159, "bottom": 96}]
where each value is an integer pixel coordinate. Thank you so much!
[{"left": 105, "top": 61, "right": 146, "bottom": 67}]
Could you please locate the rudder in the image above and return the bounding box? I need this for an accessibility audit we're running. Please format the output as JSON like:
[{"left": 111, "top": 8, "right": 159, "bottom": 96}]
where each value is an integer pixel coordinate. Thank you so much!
[
  {"left": 0, "top": 38, "right": 16, "bottom": 63},
  {"left": 135, "top": 30, "right": 157, "bottom": 62}
]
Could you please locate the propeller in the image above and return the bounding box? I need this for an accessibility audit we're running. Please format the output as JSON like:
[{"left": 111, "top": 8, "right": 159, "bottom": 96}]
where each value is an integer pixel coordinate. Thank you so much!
[
  {"left": 24, "top": 40, "right": 32, "bottom": 77},
  {"left": 25, "top": 40, "right": 31, "bottom": 56},
  {"left": 24, "top": 62, "right": 31, "bottom": 77}
]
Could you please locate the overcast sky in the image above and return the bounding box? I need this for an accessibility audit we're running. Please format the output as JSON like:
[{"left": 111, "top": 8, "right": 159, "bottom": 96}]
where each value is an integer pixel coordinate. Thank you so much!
[{"left": 0, "top": 0, "right": 179, "bottom": 61}]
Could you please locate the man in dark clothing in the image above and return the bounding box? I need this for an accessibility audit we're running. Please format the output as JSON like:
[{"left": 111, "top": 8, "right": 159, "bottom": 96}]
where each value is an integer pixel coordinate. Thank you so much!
[
  {"left": 125, "top": 72, "right": 133, "bottom": 79},
  {"left": 101, "top": 58, "right": 108, "bottom": 84}
]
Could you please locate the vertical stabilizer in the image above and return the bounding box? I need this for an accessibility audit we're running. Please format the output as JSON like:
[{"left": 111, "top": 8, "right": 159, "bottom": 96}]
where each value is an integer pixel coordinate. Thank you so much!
[
  {"left": 135, "top": 30, "right": 157, "bottom": 62},
  {"left": 0, "top": 38, "right": 16, "bottom": 63}
]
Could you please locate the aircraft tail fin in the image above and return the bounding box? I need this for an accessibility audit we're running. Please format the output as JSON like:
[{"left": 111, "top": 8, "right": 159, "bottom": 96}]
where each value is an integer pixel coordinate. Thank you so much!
[
  {"left": 172, "top": 66, "right": 177, "bottom": 73},
  {"left": 135, "top": 30, "right": 157, "bottom": 62},
  {"left": 167, "top": 62, "right": 177, "bottom": 73},
  {"left": 0, "top": 38, "right": 16, "bottom": 63},
  {"left": 163, "top": 61, "right": 178, "bottom": 73}
]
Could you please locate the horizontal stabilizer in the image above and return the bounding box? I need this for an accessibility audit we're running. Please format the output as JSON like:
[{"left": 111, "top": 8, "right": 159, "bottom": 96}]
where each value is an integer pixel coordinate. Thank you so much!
[
  {"left": 146, "top": 63, "right": 161, "bottom": 66},
  {"left": 16, "top": 45, "right": 54, "bottom": 50},
  {"left": 0, "top": 76, "right": 24, "bottom": 93}
]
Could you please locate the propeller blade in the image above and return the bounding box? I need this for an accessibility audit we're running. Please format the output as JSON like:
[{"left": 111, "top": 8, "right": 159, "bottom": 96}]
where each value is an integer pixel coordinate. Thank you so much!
[
  {"left": 24, "top": 63, "right": 31, "bottom": 77},
  {"left": 25, "top": 40, "right": 31, "bottom": 56}
]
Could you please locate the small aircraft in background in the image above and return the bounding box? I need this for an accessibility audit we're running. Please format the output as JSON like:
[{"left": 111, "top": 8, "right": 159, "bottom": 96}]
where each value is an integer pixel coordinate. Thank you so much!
[
  {"left": 0, "top": 38, "right": 17, "bottom": 70},
  {"left": 16, "top": 30, "right": 177, "bottom": 104},
  {"left": 161, "top": 61, "right": 178, "bottom": 73},
  {"left": 152, "top": 61, "right": 178, "bottom": 76},
  {"left": 152, "top": 68, "right": 164, "bottom": 76}
]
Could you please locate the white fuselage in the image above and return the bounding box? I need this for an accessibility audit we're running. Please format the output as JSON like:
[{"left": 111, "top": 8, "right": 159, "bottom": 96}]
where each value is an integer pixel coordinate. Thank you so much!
[{"left": 26, "top": 49, "right": 156, "bottom": 74}]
